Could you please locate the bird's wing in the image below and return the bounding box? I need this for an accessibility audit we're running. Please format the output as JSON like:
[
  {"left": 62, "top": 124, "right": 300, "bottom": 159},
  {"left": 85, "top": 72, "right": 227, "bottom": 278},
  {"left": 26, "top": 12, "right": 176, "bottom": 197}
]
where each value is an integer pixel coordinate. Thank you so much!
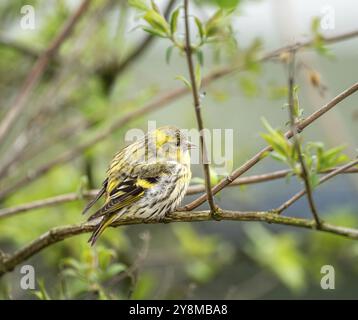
[
  {"left": 87, "top": 177, "right": 144, "bottom": 221},
  {"left": 87, "top": 161, "right": 176, "bottom": 221},
  {"left": 87, "top": 161, "right": 177, "bottom": 246}
]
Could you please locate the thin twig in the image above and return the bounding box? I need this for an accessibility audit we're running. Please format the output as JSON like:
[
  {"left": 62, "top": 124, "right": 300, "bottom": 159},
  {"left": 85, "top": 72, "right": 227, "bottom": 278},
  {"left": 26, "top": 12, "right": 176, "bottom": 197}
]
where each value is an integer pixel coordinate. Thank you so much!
[
  {"left": 287, "top": 50, "right": 321, "bottom": 226},
  {"left": 264, "top": 29, "right": 358, "bottom": 60},
  {"left": 275, "top": 158, "right": 358, "bottom": 214},
  {"left": 0, "top": 0, "right": 92, "bottom": 146},
  {"left": 183, "top": 0, "right": 216, "bottom": 214},
  {"left": 1, "top": 33, "right": 358, "bottom": 200},
  {"left": 184, "top": 82, "right": 358, "bottom": 210},
  {"left": 0, "top": 86, "right": 191, "bottom": 201},
  {"left": 1, "top": 81, "right": 357, "bottom": 203},
  {"left": 1, "top": 167, "right": 357, "bottom": 220},
  {"left": 1, "top": 209, "right": 358, "bottom": 277},
  {"left": 0, "top": 1, "right": 175, "bottom": 182},
  {"left": 0, "top": 119, "right": 92, "bottom": 180}
]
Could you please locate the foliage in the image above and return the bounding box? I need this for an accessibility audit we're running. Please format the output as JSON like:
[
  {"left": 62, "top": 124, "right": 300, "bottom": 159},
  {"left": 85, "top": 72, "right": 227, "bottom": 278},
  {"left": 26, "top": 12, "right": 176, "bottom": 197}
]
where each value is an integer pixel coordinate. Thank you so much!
[
  {"left": 261, "top": 118, "right": 349, "bottom": 188},
  {"left": 0, "top": 0, "right": 357, "bottom": 300}
]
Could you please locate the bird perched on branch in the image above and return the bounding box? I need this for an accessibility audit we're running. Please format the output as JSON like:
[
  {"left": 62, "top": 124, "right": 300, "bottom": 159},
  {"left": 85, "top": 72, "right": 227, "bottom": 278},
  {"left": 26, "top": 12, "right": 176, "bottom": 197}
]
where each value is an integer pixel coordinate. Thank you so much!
[{"left": 82, "top": 126, "right": 193, "bottom": 246}]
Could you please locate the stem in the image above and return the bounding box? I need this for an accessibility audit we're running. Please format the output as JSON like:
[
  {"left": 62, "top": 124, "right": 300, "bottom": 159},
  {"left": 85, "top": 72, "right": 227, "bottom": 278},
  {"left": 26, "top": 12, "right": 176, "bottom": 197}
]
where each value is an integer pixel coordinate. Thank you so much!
[
  {"left": 183, "top": 0, "right": 216, "bottom": 214},
  {"left": 0, "top": 0, "right": 92, "bottom": 146},
  {"left": 287, "top": 50, "right": 321, "bottom": 226},
  {"left": 0, "top": 167, "right": 357, "bottom": 220},
  {"left": 184, "top": 82, "right": 358, "bottom": 210},
  {"left": 1, "top": 33, "right": 358, "bottom": 201},
  {"left": 276, "top": 158, "right": 358, "bottom": 213},
  {"left": 2, "top": 209, "right": 358, "bottom": 277}
]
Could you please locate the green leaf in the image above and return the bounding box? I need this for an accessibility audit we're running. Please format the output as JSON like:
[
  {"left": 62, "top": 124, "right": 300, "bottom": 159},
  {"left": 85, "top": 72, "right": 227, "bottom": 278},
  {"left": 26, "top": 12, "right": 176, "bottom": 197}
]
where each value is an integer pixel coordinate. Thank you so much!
[
  {"left": 261, "top": 133, "right": 289, "bottom": 161},
  {"left": 310, "top": 17, "right": 335, "bottom": 59},
  {"left": 213, "top": 0, "right": 240, "bottom": 9},
  {"left": 128, "top": 0, "right": 149, "bottom": 11},
  {"left": 150, "top": 0, "right": 160, "bottom": 13},
  {"left": 142, "top": 27, "right": 167, "bottom": 38},
  {"left": 309, "top": 172, "right": 320, "bottom": 189},
  {"left": 61, "top": 269, "right": 78, "bottom": 278},
  {"left": 194, "top": 16, "right": 205, "bottom": 40},
  {"left": 239, "top": 76, "right": 259, "bottom": 97},
  {"left": 97, "top": 246, "right": 116, "bottom": 269},
  {"left": 143, "top": 9, "right": 170, "bottom": 35},
  {"left": 102, "top": 263, "right": 126, "bottom": 280},
  {"left": 165, "top": 45, "right": 174, "bottom": 64},
  {"left": 205, "top": 9, "right": 225, "bottom": 37},
  {"left": 311, "top": 16, "right": 321, "bottom": 35},
  {"left": 292, "top": 86, "right": 303, "bottom": 119},
  {"left": 260, "top": 118, "right": 293, "bottom": 164},
  {"left": 196, "top": 50, "right": 204, "bottom": 66},
  {"left": 170, "top": 7, "right": 180, "bottom": 35},
  {"left": 195, "top": 63, "right": 202, "bottom": 89},
  {"left": 204, "top": 9, "right": 233, "bottom": 37},
  {"left": 319, "top": 145, "right": 348, "bottom": 170},
  {"left": 313, "top": 38, "right": 334, "bottom": 58},
  {"left": 175, "top": 75, "right": 191, "bottom": 89},
  {"left": 33, "top": 279, "right": 51, "bottom": 300},
  {"left": 271, "top": 151, "right": 287, "bottom": 163},
  {"left": 62, "top": 257, "right": 83, "bottom": 271}
]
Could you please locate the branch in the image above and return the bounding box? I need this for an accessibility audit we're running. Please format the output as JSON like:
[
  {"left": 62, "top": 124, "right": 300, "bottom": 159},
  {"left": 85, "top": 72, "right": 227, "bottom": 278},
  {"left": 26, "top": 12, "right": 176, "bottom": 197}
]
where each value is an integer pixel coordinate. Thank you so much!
[
  {"left": 264, "top": 29, "right": 358, "bottom": 60},
  {"left": 1, "top": 31, "right": 358, "bottom": 201},
  {"left": 184, "top": 81, "right": 358, "bottom": 210},
  {"left": 275, "top": 158, "right": 358, "bottom": 213},
  {"left": 0, "top": 118, "right": 92, "bottom": 180},
  {"left": 183, "top": 0, "right": 216, "bottom": 214},
  {"left": 0, "top": 85, "right": 191, "bottom": 201},
  {"left": 1, "top": 167, "right": 357, "bottom": 220},
  {"left": 0, "top": 1, "right": 176, "bottom": 94},
  {"left": 0, "top": 0, "right": 92, "bottom": 146},
  {"left": 2, "top": 209, "right": 358, "bottom": 276},
  {"left": 0, "top": 1, "right": 175, "bottom": 181},
  {"left": 287, "top": 50, "right": 321, "bottom": 226}
]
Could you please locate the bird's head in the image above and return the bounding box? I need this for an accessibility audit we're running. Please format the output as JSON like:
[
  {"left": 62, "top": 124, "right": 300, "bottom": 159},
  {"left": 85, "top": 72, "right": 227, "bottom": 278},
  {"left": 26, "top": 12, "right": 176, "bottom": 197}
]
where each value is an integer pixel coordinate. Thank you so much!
[{"left": 150, "top": 126, "right": 195, "bottom": 164}]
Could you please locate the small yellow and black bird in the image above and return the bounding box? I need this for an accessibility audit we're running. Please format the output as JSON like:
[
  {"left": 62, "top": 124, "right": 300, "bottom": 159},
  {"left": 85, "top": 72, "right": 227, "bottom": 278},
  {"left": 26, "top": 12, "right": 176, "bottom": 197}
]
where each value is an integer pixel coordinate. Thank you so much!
[{"left": 83, "top": 126, "right": 193, "bottom": 245}]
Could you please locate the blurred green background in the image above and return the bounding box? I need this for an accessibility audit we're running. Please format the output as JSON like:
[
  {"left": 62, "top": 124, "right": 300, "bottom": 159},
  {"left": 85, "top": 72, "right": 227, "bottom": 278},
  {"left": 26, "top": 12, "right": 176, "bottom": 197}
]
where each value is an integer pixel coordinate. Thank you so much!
[{"left": 0, "top": 0, "right": 357, "bottom": 299}]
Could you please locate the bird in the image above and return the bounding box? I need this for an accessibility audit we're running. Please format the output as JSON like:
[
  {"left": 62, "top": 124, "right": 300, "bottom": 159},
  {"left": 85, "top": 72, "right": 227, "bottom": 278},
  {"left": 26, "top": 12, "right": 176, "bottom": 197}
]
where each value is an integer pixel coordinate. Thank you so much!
[{"left": 82, "top": 125, "right": 193, "bottom": 246}]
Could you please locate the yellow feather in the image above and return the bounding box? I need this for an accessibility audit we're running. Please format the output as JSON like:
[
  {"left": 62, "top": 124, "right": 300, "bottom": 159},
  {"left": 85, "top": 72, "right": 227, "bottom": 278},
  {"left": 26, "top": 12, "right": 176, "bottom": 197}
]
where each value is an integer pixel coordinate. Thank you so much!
[
  {"left": 90, "top": 214, "right": 118, "bottom": 246},
  {"left": 155, "top": 129, "right": 168, "bottom": 147},
  {"left": 137, "top": 178, "right": 154, "bottom": 189}
]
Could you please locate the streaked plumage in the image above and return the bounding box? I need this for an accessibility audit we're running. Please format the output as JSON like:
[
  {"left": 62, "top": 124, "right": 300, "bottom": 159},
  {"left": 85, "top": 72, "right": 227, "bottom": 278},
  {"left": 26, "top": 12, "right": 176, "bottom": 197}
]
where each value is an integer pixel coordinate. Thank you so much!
[{"left": 83, "top": 126, "right": 193, "bottom": 245}]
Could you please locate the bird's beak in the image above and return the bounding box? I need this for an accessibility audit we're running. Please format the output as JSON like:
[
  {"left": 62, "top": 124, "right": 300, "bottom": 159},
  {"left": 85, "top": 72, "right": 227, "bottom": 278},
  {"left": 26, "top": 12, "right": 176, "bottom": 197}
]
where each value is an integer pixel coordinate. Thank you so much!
[{"left": 186, "top": 141, "right": 197, "bottom": 149}]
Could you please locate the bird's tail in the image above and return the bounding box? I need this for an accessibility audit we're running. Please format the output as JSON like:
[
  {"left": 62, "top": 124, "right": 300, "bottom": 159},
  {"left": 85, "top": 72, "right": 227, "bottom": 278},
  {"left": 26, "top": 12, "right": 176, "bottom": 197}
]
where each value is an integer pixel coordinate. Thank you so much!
[
  {"left": 88, "top": 214, "right": 117, "bottom": 246},
  {"left": 82, "top": 186, "right": 106, "bottom": 215}
]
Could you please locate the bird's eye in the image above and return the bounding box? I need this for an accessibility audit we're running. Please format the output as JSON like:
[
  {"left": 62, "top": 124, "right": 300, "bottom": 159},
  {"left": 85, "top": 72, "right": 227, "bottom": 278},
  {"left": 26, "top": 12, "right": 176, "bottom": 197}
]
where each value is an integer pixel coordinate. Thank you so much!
[{"left": 175, "top": 133, "right": 181, "bottom": 147}]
